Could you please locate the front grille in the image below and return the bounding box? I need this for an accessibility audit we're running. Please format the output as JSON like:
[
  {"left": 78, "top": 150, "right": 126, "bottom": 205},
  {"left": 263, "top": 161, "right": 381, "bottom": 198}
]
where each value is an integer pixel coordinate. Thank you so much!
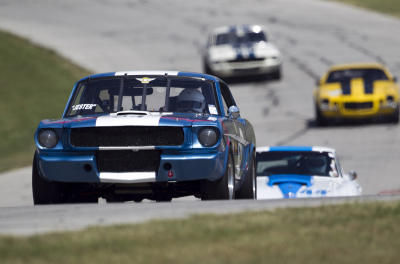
[
  {"left": 70, "top": 126, "right": 184, "bottom": 147},
  {"left": 344, "top": 102, "right": 373, "bottom": 110},
  {"left": 227, "top": 58, "right": 264, "bottom": 63},
  {"left": 97, "top": 150, "right": 160, "bottom": 172},
  {"left": 227, "top": 60, "right": 264, "bottom": 69}
]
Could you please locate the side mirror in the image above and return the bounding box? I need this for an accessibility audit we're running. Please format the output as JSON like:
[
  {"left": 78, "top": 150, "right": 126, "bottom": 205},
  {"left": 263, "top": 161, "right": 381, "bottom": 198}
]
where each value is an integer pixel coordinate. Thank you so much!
[
  {"left": 393, "top": 76, "right": 397, "bottom": 83},
  {"left": 348, "top": 170, "right": 357, "bottom": 181},
  {"left": 228, "top": 106, "right": 240, "bottom": 119},
  {"left": 316, "top": 79, "right": 320, "bottom": 86}
]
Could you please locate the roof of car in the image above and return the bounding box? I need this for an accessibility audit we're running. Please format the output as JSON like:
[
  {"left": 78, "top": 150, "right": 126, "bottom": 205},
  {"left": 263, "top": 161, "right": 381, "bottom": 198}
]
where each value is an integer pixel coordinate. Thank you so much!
[
  {"left": 328, "top": 62, "right": 386, "bottom": 71},
  {"left": 256, "top": 146, "right": 336, "bottom": 153},
  {"left": 78, "top": 71, "right": 219, "bottom": 82},
  {"left": 211, "top": 25, "right": 268, "bottom": 35}
]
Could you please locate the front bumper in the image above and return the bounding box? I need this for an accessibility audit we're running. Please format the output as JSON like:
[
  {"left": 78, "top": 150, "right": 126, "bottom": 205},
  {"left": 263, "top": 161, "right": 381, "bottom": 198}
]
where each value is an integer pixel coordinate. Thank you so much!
[
  {"left": 319, "top": 101, "right": 398, "bottom": 119},
  {"left": 209, "top": 58, "right": 281, "bottom": 77},
  {"left": 37, "top": 150, "right": 225, "bottom": 184}
]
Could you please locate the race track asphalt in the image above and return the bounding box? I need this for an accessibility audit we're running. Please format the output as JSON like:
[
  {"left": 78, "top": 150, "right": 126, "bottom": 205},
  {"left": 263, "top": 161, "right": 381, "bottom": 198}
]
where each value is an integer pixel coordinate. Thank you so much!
[{"left": 1, "top": 0, "right": 400, "bottom": 234}]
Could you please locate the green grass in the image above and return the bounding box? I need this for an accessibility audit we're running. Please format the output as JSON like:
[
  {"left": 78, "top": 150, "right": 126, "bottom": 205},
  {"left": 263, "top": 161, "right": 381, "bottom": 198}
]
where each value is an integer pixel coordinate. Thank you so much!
[
  {"left": 0, "top": 30, "right": 91, "bottom": 172},
  {"left": 1, "top": 201, "right": 400, "bottom": 264},
  {"left": 329, "top": 0, "right": 400, "bottom": 18}
]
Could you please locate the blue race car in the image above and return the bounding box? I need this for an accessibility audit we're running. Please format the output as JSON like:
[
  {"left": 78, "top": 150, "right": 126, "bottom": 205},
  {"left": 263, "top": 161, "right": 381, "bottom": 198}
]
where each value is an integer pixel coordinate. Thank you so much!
[
  {"left": 33, "top": 71, "right": 257, "bottom": 204},
  {"left": 256, "top": 146, "right": 362, "bottom": 199}
]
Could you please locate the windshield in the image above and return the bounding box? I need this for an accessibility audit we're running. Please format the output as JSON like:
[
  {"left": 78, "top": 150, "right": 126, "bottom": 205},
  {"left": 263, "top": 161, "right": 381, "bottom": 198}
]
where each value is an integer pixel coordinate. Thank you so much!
[
  {"left": 66, "top": 76, "right": 220, "bottom": 117},
  {"left": 215, "top": 31, "right": 267, "bottom": 46},
  {"left": 256, "top": 151, "right": 339, "bottom": 177},
  {"left": 326, "top": 68, "right": 388, "bottom": 83}
]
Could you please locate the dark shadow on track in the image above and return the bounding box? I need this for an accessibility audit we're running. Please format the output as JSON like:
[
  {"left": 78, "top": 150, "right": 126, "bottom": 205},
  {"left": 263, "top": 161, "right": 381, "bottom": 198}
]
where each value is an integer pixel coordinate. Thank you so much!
[
  {"left": 276, "top": 117, "right": 398, "bottom": 146},
  {"left": 306, "top": 117, "right": 398, "bottom": 129}
]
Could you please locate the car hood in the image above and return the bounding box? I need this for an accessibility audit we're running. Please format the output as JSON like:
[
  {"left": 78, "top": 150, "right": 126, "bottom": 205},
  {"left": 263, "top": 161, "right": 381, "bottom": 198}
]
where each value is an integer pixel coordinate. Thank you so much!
[
  {"left": 319, "top": 79, "right": 396, "bottom": 99},
  {"left": 208, "top": 42, "right": 281, "bottom": 62},
  {"left": 38, "top": 112, "right": 220, "bottom": 129},
  {"left": 257, "top": 174, "right": 334, "bottom": 199}
]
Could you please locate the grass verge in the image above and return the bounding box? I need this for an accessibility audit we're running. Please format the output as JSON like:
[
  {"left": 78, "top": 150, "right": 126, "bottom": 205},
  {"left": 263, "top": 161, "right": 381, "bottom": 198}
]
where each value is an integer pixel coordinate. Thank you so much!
[
  {"left": 329, "top": 0, "right": 400, "bottom": 18},
  {"left": 1, "top": 201, "right": 400, "bottom": 263},
  {"left": 0, "top": 30, "right": 91, "bottom": 172}
]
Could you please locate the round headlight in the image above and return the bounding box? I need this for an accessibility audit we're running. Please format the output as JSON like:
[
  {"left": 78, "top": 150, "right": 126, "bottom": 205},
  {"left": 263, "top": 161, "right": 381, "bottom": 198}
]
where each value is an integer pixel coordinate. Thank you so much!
[
  {"left": 38, "top": 129, "right": 59, "bottom": 149},
  {"left": 198, "top": 127, "right": 219, "bottom": 147}
]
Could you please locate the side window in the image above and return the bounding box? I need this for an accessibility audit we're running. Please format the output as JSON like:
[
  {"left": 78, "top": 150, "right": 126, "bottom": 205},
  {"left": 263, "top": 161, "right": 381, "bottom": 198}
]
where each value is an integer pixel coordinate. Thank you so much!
[{"left": 219, "top": 82, "right": 235, "bottom": 117}]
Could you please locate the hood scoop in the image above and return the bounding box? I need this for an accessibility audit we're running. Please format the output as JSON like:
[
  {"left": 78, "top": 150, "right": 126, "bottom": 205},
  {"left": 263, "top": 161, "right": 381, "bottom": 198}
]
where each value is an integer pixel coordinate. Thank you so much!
[
  {"left": 268, "top": 174, "right": 313, "bottom": 187},
  {"left": 116, "top": 111, "right": 148, "bottom": 116}
]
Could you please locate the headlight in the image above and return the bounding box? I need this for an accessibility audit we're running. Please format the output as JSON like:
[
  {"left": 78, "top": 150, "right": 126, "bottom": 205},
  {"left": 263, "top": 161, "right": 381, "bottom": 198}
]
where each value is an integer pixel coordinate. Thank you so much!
[
  {"left": 198, "top": 127, "right": 219, "bottom": 147},
  {"left": 38, "top": 129, "right": 59, "bottom": 149}
]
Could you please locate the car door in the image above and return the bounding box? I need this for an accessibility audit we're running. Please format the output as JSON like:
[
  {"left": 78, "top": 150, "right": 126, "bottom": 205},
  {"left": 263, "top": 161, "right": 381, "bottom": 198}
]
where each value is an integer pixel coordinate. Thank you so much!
[{"left": 219, "top": 81, "right": 248, "bottom": 180}]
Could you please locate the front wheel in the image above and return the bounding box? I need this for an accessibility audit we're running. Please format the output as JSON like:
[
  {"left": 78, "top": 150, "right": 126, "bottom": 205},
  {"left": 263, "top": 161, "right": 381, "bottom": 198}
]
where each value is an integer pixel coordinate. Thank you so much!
[
  {"left": 270, "top": 68, "right": 281, "bottom": 80},
  {"left": 315, "top": 104, "right": 328, "bottom": 127},
  {"left": 201, "top": 148, "right": 235, "bottom": 200},
  {"left": 390, "top": 107, "right": 399, "bottom": 124},
  {"left": 235, "top": 152, "right": 257, "bottom": 199},
  {"left": 32, "top": 153, "right": 67, "bottom": 205}
]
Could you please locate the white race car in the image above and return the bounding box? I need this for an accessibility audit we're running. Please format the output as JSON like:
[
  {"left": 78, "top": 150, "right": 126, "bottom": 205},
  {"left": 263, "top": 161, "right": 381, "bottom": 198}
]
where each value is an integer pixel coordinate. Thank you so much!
[
  {"left": 256, "top": 146, "right": 362, "bottom": 199},
  {"left": 203, "top": 25, "right": 282, "bottom": 79}
]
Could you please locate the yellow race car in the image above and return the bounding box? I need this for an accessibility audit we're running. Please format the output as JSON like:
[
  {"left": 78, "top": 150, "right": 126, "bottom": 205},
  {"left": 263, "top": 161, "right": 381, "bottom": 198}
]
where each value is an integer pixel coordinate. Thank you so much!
[{"left": 314, "top": 63, "right": 399, "bottom": 126}]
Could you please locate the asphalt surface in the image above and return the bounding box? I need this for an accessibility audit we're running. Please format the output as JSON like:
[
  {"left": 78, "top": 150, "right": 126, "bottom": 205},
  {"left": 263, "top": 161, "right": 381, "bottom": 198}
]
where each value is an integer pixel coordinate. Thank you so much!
[
  {"left": 1, "top": 0, "right": 400, "bottom": 234},
  {"left": 2, "top": 195, "right": 400, "bottom": 236}
]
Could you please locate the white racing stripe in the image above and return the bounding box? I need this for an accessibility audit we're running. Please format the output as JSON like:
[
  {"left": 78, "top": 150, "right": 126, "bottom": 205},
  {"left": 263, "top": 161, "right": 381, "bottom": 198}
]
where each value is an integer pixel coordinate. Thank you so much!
[
  {"left": 96, "top": 114, "right": 162, "bottom": 127},
  {"left": 100, "top": 172, "right": 156, "bottom": 183},
  {"left": 115, "top": 71, "right": 179, "bottom": 76}
]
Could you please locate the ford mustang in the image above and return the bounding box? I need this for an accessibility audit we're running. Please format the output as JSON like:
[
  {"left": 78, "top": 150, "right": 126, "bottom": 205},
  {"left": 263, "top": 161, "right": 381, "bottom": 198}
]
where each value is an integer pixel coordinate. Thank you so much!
[
  {"left": 203, "top": 25, "right": 282, "bottom": 79},
  {"left": 314, "top": 62, "right": 399, "bottom": 126},
  {"left": 32, "top": 71, "right": 257, "bottom": 204},
  {"left": 256, "top": 146, "right": 362, "bottom": 199}
]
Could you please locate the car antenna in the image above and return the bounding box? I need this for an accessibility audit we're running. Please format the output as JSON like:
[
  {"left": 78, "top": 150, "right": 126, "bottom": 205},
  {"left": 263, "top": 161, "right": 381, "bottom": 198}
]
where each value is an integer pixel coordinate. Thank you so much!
[
  {"left": 124, "top": 73, "right": 127, "bottom": 82},
  {"left": 87, "top": 76, "right": 91, "bottom": 83}
]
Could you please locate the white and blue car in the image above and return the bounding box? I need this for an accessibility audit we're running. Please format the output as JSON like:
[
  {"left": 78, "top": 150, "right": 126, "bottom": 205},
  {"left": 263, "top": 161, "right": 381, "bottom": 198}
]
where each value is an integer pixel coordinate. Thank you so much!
[
  {"left": 256, "top": 146, "right": 362, "bottom": 199},
  {"left": 203, "top": 25, "right": 282, "bottom": 79},
  {"left": 33, "top": 71, "right": 257, "bottom": 204}
]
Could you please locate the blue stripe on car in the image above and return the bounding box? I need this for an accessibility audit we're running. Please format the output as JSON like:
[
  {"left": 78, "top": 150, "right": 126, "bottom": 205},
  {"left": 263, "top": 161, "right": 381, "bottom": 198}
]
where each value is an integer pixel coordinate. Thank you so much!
[
  {"left": 278, "top": 182, "right": 303, "bottom": 198},
  {"left": 268, "top": 146, "right": 313, "bottom": 152},
  {"left": 232, "top": 43, "right": 244, "bottom": 60},
  {"left": 340, "top": 79, "right": 351, "bottom": 95},
  {"left": 364, "top": 77, "right": 374, "bottom": 94},
  {"left": 267, "top": 174, "right": 313, "bottom": 187}
]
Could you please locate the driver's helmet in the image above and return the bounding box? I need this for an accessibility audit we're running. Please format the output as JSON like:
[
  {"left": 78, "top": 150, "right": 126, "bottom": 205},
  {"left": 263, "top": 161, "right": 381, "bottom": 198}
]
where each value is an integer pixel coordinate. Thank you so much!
[
  {"left": 306, "top": 155, "right": 327, "bottom": 175},
  {"left": 177, "top": 89, "right": 206, "bottom": 113}
]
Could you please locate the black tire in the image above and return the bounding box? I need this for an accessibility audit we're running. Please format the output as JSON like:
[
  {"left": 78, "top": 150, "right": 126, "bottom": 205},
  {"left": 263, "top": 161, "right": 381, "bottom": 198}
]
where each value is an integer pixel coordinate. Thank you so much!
[
  {"left": 156, "top": 197, "right": 172, "bottom": 203},
  {"left": 390, "top": 108, "right": 399, "bottom": 124},
  {"left": 315, "top": 104, "right": 328, "bottom": 127},
  {"left": 201, "top": 148, "right": 235, "bottom": 200},
  {"left": 32, "top": 153, "right": 67, "bottom": 205},
  {"left": 235, "top": 152, "right": 257, "bottom": 199},
  {"left": 105, "top": 193, "right": 124, "bottom": 203},
  {"left": 271, "top": 68, "right": 281, "bottom": 80}
]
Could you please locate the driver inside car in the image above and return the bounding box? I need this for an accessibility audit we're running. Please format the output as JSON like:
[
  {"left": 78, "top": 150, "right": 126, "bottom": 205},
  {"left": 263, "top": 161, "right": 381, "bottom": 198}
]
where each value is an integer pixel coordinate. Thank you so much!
[
  {"left": 176, "top": 88, "right": 206, "bottom": 113},
  {"left": 305, "top": 155, "right": 328, "bottom": 176}
]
